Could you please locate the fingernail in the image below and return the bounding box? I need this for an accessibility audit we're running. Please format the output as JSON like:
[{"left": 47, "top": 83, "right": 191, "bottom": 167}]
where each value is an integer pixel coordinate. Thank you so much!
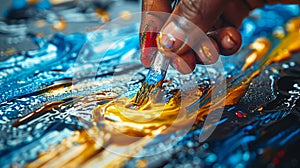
[
  {"left": 171, "top": 57, "right": 194, "bottom": 74},
  {"left": 222, "top": 35, "right": 236, "bottom": 50},
  {"left": 158, "top": 21, "right": 186, "bottom": 53},
  {"left": 141, "top": 23, "right": 158, "bottom": 48},
  {"left": 140, "top": 23, "right": 159, "bottom": 67}
]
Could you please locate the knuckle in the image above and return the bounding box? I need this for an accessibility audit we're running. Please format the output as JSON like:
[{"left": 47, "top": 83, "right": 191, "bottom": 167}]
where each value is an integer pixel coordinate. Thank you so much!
[{"left": 180, "top": 0, "right": 203, "bottom": 20}]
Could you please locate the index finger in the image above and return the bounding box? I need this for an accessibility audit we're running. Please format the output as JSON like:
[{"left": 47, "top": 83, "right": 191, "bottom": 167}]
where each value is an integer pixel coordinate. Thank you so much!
[{"left": 140, "top": 0, "right": 174, "bottom": 68}]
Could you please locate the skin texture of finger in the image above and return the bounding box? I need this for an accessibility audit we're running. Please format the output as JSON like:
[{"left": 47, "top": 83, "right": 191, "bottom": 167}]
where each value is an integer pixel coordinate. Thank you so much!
[
  {"left": 194, "top": 37, "right": 220, "bottom": 65},
  {"left": 173, "top": 0, "right": 230, "bottom": 31},
  {"left": 222, "top": 0, "right": 251, "bottom": 28},
  {"left": 244, "top": 0, "right": 265, "bottom": 9},
  {"left": 163, "top": 36, "right": 219, "bottom": 70},
  {"left": 268, "top": 0, "right": 300, "bottom": 5},
  {"left": 171, "top": 50, "right": 196, "bottom": 74},
  {"left": 140, "top": 0, "right": 173, "bottom": 68},
  {"left": 142, "top": 0, "right": 173, "bottom": 13}
]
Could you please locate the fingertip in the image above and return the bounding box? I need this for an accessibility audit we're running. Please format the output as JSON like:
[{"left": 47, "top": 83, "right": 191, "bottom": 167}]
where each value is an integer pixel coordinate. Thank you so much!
[
  {"left": 195, "top": 38, "right": 220, "bottom": 65},
  {"left": 171, "top": 51, "right": 196, "bottom": 74},
  {"left": 217, "top": 27, "right": 242, "bottom": 55}
]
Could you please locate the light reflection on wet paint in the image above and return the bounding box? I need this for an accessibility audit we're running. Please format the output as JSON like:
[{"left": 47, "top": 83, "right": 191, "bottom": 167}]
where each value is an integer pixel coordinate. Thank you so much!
[{"left": 0, "top": 3, "right": 300, "bottom": 168}]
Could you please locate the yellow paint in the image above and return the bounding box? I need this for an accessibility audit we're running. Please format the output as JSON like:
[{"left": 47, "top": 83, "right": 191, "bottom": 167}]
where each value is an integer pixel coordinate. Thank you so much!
[
  {"left": 52, "top": 18, "right": 67, "bottom": 31},
  {"left": 50, "top": 0, "right": 73, "bottom": 5},
  {"left": 120, "top": 11, "right": 132, "bottom": 20},
  {"left": 95, "top": 88, "right": 200, "bottom": 137},
  {"left": 202, "top": 45, "right": 212, "bottom": 58},
  {"left": 263, "top": 17, "right": 300, "bottom": 67},
  {"left": 4, "top": 47, "right": 16, "bottom": 56},
  {"left": 136, "top": 159, "right": 148, "bottom": 168},
  {"left": 242, "top": 38, "right": 271, "bottom": 71},
  {"left": 25, "top": 17, "right": 300, "bottom": 167},
  {"left": 257, "top": 106, "right": 263, "bottom": 112},
  {"left": 95, "top": 9, "right": 110, "bottom": 23},
  {"left": 35, "top": 20, "right": 46, "bottom": 28},
  {"left": 27, "top": 0, "right": 40, "bottom": 4}
]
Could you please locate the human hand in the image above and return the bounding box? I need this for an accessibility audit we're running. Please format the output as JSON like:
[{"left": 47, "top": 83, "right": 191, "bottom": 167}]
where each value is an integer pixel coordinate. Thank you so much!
[{"left": 139, "top": 0, "right": 297, "bottom": 74}]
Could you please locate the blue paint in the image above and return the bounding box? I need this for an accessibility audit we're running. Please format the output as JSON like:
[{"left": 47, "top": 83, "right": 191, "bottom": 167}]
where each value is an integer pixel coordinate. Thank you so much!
[
  {"left": 1, "top": 3, "right": 300, "bottom": 168},
  {"left": 36, "top": 0, "right": 51, "bottom": 9},
  {"left": 11, "top": 0, "right": 27, "bottom": 10}
]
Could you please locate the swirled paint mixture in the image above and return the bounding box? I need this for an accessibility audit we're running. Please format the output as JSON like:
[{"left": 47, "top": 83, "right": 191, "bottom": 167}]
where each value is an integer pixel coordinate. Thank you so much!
[{"left": 0, "top": 2, "right": 300, "bottom": 168}]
